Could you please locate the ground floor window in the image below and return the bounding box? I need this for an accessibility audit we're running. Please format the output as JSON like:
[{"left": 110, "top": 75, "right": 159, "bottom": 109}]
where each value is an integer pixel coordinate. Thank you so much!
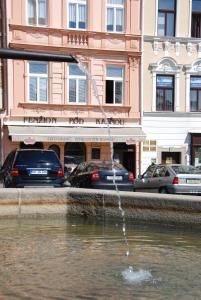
[
  {"left": 161, "top": 152, "right": 181, "bottom": 164},
  {"left": 91, "top": 147, "right": 101, "bottom": 160},
  {"left": 64, "top": 142, "right": 86, "bottom": 165}
]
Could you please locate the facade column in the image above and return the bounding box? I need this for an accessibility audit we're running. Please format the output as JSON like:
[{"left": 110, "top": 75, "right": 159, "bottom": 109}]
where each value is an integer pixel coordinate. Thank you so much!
[
  {"left": 154, "top": 0, "right": 158, "bottom": 36},
  {"left": 175, "top": 73, "right": 180, "bottom": 111},
  {"left": 152, "top": 73, "right": 156, "bottom": 111},
  {"left": 188, "top": 0, "right": 192, "bottom": 37},
  {"left": 185, "top": 73, "right": 190, "bottom": 112}
]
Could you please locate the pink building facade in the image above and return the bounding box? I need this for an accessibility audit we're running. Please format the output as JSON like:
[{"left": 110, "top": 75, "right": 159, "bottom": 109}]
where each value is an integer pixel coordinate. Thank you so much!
[{"left": 4, "top": 0, "right": 144, "bottom": 175}]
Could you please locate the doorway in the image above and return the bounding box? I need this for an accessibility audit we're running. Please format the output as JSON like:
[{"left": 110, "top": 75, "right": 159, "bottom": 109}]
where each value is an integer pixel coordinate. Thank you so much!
[
  {"left": 161, "top": 152, "right": 181, "bottom": 164},
  {"left": 114, "top": 143, "right": 135, "bottom": 174}
]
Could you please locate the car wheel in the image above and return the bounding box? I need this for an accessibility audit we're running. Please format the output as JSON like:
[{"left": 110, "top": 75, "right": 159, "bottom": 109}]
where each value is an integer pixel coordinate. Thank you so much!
[{"left": 159, "top": 188, "right": 168, "bottom": 194}]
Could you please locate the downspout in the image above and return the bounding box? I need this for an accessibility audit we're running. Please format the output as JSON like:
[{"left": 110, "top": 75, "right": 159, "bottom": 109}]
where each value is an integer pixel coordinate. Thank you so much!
[
  {"left": 139, "top": 0, "right": 144, "bottom": 175},
  {"left": 0, "top": 0, "right": 8, "bottom": 165}
]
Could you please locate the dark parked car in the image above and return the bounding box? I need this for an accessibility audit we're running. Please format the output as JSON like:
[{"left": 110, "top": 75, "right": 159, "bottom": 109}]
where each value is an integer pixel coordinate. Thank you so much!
[
  {"left": 0, "top": 149, "right": 66, "bottom": 188},
  {"left": 133, "top": 163, "right": 201, "bottom": 194},
  {"left": 68, "top": 160, "right": 134, "bottom": 191}
]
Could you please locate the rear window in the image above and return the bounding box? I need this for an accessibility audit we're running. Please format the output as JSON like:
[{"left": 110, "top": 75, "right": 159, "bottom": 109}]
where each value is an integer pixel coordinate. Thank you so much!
[
  {"left": 15, "top": 151, "right": 60, "bottom": 166},
  {"left": 91, "top": 162, "right": 126, "bottom": 171},
  {"left": 171, "top": 165, "right": 197, "bottom": 174}
]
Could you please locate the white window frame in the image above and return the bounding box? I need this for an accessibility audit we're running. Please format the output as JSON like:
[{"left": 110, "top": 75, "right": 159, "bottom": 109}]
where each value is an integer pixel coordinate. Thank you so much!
[
  {"left": 68, "top": 65, "right": 87, "bottom": 104},
  {"left": 106, "top": 65, "right": 124, "bottom": 105},
  {"left": 106, "top": 0, "right": 124, "bottom": 33},
  {"left": 149, "top": 58, "right": 182, "bottom": 112},
  {"left": 28, "top": 61, "right": 48, "bottom": 103},
  {"left": 27, "top": 0, "right": 48, "bottom": 27},
  {"left": 184, "top": 59, "right": 201, "bottom": 112},
  {"left": 68, "top": 0, "right": 87, "bottom": 30}
]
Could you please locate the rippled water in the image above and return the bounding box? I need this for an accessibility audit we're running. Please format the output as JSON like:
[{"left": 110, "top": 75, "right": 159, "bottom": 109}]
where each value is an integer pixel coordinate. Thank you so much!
[{"left": 0, "top": 217, "right": 200, "bottom": 299}]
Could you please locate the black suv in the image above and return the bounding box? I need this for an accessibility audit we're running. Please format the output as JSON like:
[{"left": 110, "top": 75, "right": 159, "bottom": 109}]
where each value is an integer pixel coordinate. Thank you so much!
[{"left": 0, "top": 149, "right": 65, "bottom": 188}]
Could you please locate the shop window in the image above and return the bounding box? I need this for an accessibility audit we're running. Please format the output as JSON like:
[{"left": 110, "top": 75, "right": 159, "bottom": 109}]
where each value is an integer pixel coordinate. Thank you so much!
[
  {"left": 48, "top": 144, "right": 60, "bottom": 159},
  {"left": 190, "top": 76, "right": 201, "bottom": 111},
  {"left": 107, "top": 0, "right": 124, "bottom": 32},
  {"left": 68, "top": 64, "right": 87, "bottom": 104},
  {"left": 28, "top": 61, "right": 48, "bottom": 103},
  {"left": 27, "top": 0, "right": 48, "bottom": 26},
  {"left": 191, "top": 0, "right": 201, "bottom": 38},
  {"left": 157, "top": 0, "right": 176, "bottom": 36},
  {"left": 68, "top": 0, "right": 87, "bottom": 29},
  {"left": 156, "top": 75, "right": 174, "bottom": 111},
  {"left": 91, "top": 147, "right": 101, "bottom": 160},
  {"left": 106, "top": 65, "right": 123, "bottom": 104},
  {"left": 143, "top": 140, "right": 157, "bottom": 152}
]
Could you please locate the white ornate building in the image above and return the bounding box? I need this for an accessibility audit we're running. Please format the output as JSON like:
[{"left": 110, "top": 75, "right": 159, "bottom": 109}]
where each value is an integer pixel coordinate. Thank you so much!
[{"left": 141, "top": 0, "right": 201, "bottom": 172}]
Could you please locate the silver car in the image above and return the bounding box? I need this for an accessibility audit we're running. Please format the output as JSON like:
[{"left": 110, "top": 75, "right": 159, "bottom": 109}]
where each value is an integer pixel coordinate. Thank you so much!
[{"left": 133, "top": 164, "right": 201, "bottom": 194}]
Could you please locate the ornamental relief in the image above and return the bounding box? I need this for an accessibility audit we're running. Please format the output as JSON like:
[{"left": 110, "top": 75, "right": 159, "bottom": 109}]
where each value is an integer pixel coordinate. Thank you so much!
[{"left": 151, "top": 40, "right": 201, "bottom": 58}]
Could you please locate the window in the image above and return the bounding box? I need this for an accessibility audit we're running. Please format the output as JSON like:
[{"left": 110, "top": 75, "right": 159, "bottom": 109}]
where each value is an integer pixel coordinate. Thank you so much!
[
  {"left": 143, "top": 140, "right": 157, "bottom": 152},
  {"left": 68, "top": 64, "right": 87, "bottom": 103},
  {"left": 156, "top": 75, "right": 174, "bottom": 111},
  {"left": 191, "top": 0, "right": 201, "bottom": 38},
  {"left": 107, "top": 0, "right": 124, "bottom": 32},
  {"left": 28, "top": 62, "right": 48, "bottom": 103},
  {"left": 106, "top": 66, "right": 123, "bottom": 104},
  {"left": 190, "top": 76, "right": 201, "bottom": 111},
  {"left": 91, "top": 148, "right": 101, "bottom": 160},
  {"left": 68, "top": 0, "right": 87, "bottom": 29},
  {"left": 157, "top": 0, "right": 176, "bottom": 36},
  {"left": 27, "top": 0, "right": 47, "bottom": 26}
]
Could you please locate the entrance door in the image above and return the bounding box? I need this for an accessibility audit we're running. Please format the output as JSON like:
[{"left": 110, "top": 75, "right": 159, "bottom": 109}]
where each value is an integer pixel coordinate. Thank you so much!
[
  {"left": 162, "top": 152, "right": 181, "bottom": 164},
  {"left": 114, "top": 143, "right": 135, "bottom": 174}
]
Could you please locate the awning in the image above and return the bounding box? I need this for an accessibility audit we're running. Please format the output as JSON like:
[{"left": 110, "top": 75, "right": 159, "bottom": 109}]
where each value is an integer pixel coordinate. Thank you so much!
[{"left": 8, "top": 126, "right": 146, "bottom": 144}]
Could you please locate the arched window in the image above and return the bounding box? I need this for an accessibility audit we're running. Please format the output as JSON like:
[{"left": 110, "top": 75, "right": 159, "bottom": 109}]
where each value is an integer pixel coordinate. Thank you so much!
[
  {"left": 48, "top": 144, "right": 60, "bottom": 159},
  {"left": 149, "top": 57, "right": 182, "bottom": 112},
  {"left": 64, "top": 142, "right": 86, "bottom": 165}
]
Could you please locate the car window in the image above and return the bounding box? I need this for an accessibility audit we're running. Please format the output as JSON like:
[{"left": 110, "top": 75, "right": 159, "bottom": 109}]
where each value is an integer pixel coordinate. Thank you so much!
[
  {"left": 153, "top": 166, "right": 169, "bottom": 177},
  {"left": 171, "top": 165, "right": 197, "bottom": 174},
  {"left": 3, "top": 151, "right": 16, "bottom": 169},
  {"left": 143, "top": 166, "right": 155, "bottom": 178},
  {"left": 14, "top": 151, "right": 60, "bottom": 166}
]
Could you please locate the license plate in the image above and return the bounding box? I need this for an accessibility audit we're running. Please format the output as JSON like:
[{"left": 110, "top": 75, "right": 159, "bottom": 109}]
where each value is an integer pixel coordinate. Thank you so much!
[
  {"left": 107, "top": 176, "right": 122, "bottom": 181},
  {"left": 29, "top": 169, "right": 47, "bottom": 175},
  {"left": 186, "top": 179, "right": 201, "bottom": 184}
]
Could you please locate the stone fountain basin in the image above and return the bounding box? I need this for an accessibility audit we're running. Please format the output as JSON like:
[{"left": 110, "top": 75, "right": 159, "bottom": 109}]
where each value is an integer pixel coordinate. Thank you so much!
[{"left": 0, "top": 188, "right": 201, "bottom": 225}]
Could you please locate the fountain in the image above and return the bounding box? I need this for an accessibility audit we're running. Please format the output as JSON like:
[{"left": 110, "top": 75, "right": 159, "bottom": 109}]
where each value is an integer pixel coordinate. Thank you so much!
[{"left": 77, "top": 58, "right": 153, "bottom": 284}]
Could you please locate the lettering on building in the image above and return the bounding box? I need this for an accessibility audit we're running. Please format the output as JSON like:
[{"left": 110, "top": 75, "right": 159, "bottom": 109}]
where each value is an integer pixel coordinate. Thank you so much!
[
  {"left": 24, "top": 116, "right": 57, "bottom": 123},
  {"left": 96, "top": 118, "right": 125, "bottom": 125},
  {"left": 69, "top": 117, "right": 84, "bottom": 124}
]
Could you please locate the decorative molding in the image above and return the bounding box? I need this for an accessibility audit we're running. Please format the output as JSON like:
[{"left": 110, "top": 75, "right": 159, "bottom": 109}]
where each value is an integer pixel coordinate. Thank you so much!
[
  {"left": 128, "top": 56, "right": 139, "bottom": 70},
  {"left": 149, "top": 57, "right": 182, "bottom": 74},
  {"left": 163, "top": 41, "right": 170, "bottom": 56},
  {"left": 153, "top": 40, "right": 159, "bottom": 55},
  {"left": 187, "top": 42, "right": 193, "bottom": 56},
  {"left": 175, "top": 42, "right": 180, "bottom": 56}
]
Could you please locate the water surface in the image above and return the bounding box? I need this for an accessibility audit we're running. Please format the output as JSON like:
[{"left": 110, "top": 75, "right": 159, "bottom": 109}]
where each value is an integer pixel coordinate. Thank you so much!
[{"left": 0, "top": 217, "right": 200, "bottom": 299}]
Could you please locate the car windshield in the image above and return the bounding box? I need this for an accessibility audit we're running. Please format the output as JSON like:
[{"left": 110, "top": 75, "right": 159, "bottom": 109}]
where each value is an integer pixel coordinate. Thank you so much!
[
  {"left": 171, "top": 165, "right": 197, "bottom": 174},
  {"left": 92, "top": 162, "right": 125, "bottom": 171},
  {"left": 15, "top": 151, "right": 60, "bottom": 165},
  {"left": 64, "top": 156, "right": 83, "bottom": 165}
]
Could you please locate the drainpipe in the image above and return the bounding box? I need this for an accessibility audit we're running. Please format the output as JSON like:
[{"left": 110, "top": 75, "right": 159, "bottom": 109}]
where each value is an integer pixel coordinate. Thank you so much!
[
  {"left": 139, "top": 0, "right": 144, "bottom": 176},
  {"left": 0, "top": 0, "right": 8, "bottom": 165}
]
